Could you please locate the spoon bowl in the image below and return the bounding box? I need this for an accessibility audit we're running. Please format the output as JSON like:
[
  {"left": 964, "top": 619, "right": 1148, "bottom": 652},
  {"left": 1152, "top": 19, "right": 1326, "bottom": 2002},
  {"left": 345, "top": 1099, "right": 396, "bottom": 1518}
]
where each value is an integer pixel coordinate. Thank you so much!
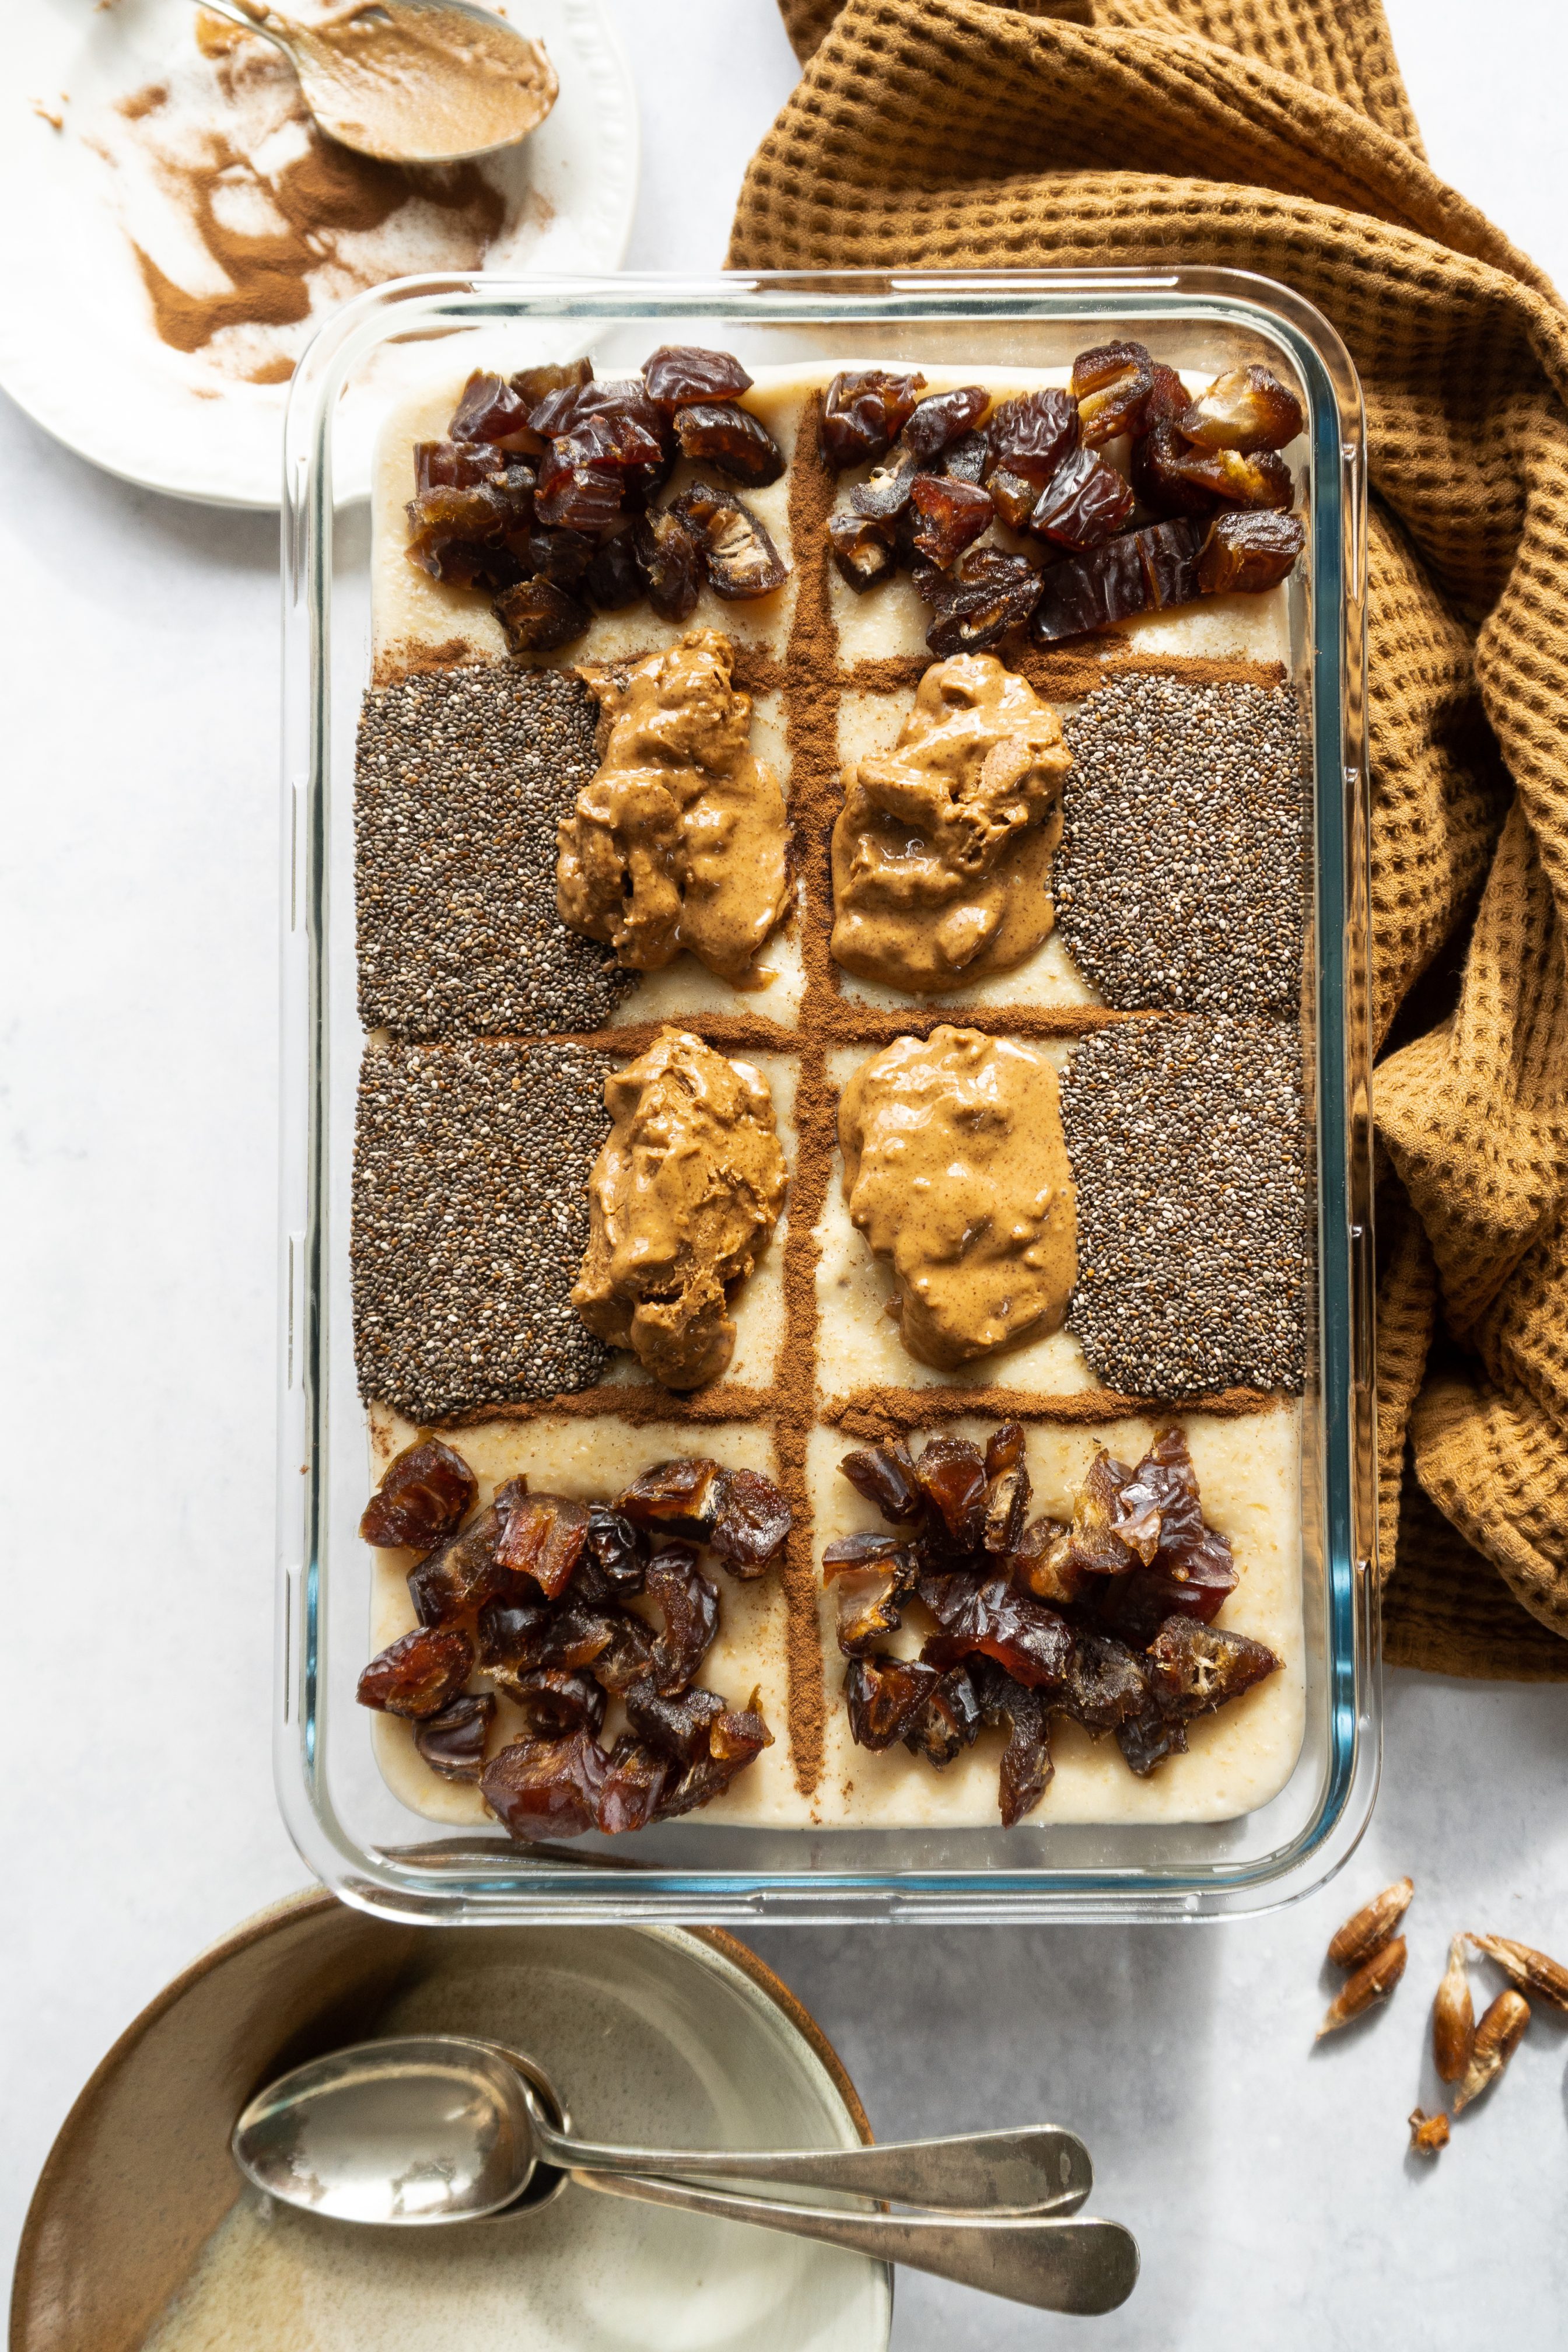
[{"left": 198, "top": 0, "right": 560, "bottom": 165}]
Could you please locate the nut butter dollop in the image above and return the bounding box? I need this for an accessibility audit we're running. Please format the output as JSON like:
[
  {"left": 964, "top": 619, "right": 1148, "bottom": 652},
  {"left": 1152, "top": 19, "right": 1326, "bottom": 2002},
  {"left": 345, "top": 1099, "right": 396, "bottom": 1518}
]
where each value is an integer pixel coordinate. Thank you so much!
[
  {"left": 573, "top": 1028, "right": 787, "bottom": 1390},
  {"left": 558, "top": 630, "right": 790, "bottom": 986},
  {"left": 831, "top": 653, "right": 1072, "bottom": 991},
  {"left": 839, "top": 1025, "right": 1076, "bottom": 1370}
]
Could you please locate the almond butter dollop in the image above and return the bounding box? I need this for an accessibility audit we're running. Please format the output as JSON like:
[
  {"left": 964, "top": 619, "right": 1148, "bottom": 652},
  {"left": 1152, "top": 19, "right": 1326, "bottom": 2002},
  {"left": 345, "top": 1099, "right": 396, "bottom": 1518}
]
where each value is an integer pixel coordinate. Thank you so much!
[
  {"left": 573, "top": 1028, "right": 787, "bottom": 1390},
  {"left": 830, "top": 653, "right": 1072, "bottom": 991},
  {"left": 839, "top": 1025, "right": 1076, "bottom": 1370},
  {"left": 558, "top": 630, "right": 791, "bottom": 985}
]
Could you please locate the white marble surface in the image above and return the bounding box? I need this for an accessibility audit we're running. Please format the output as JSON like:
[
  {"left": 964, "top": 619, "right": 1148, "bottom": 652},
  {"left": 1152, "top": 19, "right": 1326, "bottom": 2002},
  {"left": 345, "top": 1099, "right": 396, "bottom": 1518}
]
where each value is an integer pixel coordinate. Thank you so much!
[{"left": 4, "top": 3, "right": 1566, "bottom": 2343}]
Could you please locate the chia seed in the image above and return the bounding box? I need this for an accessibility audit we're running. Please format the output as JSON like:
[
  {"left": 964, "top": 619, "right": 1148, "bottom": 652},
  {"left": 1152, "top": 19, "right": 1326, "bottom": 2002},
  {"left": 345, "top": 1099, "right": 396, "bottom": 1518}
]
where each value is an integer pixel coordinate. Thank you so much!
[
  {"left": 1060, "top": 1014, "right": 1311, "bottom": 1396},
  {"left": 1055, "top": 674, "right": 1310, "bottom": 1017},
  {"left": 355, "top": 663, "right": 636, "bottom": 1040},
  {"left": 352, "top": 1037, "right": 614, "bottom": 1418}
]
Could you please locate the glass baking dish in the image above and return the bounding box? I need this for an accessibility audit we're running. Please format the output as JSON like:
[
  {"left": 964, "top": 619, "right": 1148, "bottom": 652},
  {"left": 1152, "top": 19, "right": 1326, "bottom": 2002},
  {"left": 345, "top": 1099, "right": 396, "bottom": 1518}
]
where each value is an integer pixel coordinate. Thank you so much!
[{"left": 276, "top": 268, "right": 1376, "bottom": 1925}]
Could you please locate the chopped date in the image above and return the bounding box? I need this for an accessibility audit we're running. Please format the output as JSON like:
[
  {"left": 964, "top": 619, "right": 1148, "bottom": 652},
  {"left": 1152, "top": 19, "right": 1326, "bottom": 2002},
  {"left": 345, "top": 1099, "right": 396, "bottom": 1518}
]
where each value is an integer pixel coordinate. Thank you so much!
[
  {"left": 1063, "top": 1448, "right": 1138, "bottom": 1577},
  {"left": 1139, "top": 517, "right": 1203, "bottom": 610},
  {"left": 821, "top": 368, "right": 928, "bottom": 468},
  {"left": 986, "top": 467, "right": 1043, "bottom": 533},
  {"left": 1167, "top": 444, "right": 1294, "bottom": 512},
  {"left": 542, "top": 1602, "right": 656, "bottom": 1692},
  {"left": 844, "top": 1654, "right": 940, "bottom": 1751},
  {"left": 360, "top": 1439, "right": 477, "bottom": 1552},
  {"left": 836, "top": 1568, "right": 912, "bottom": 1657},
  {"left": 904, "top": 385, "right": 991, "bottom": 460},
  {"left": 476, "top": 1593, "right": 553, "bottom": 1671},
  {"left": 1092, "top": 1562, "right": 1233, "bottom": 1650},
  {"left": 534, "top": 448, "right": 622, "bottom": 534},
  {"left": 508, "top": 357, "right": 592, "bottom": 412},
  {"left": 656, "top": 1699, "right": 772, "bottom": 1818},
  {"left": 1143, "top": 1614, "right": 1280, "bottom": 1717},
  {"left": 449, "top": 369, "right": 537, "bottom": 449},
  {"left": 923, "top": 545, "right": 1042, "bottom": 656},
  {"left": 536, "top": 376, "right": 665, "bottom": 443},
  {"left": 1116, "top": 1706, "right": 1189, "bottom": 1777},
  {"left": 554, "top": 405, "right": 664, "bottom": 473},
  {"left": 913, "top": 1433, "right": 989, "bottom": 1550},
  {"left": 408, "top": 1503, "right": 506, "bottom": 1627},
  {"left": 1005, "top": 1514, "right": 1084, "bottom": 1608},
  {"left": 709, "top": 1467, "right": 792, "bottom": 1577},
  {"left": 942, "top": 429, "right": 992, "bottom": 486},
  {"left": 582, "top": 529, "right": 643, "bottom": 610},
  {"left": 357, "top": 1625, "right": 474, "bottom": 1720},
  {"left": 987, "top": 387, "right": 1078, "bottom": 481},
  {"left": 674, "top": 481, "right": 789, "bottom": 598},
  {"left": 828, "top": 508, "right": 898, "bottom": 592},
  {"left": 405, "top": 482, "right": 510, "bottom": 573},
  {"left": 909, "top": 473, "right": 994, "bottom": 568},
  {"left": 1030, "top": 532, "right": 1147, "bottom": 642},
  {"left": 494, "top": 575, "right": 590, "bottom": 653},
  {"left": 1109, "top": 1428, "right": 1208, "bottom": 1563},
  {"left": 981, "top": 1465, "right": 1030, "bottom": 1556},
  {"left": 573, "top": 1506, "right": 648, "bottom": 1600},
  {"left": 482, "top": 1730, "right": 606, "bottom": 1842},
  {"left": 1030, "top": 446, "right": 1136, "bottom": 549},
  {"left": 673, "top": 401, "right": 785, "bottom": 487},
  {"left": 902, "top": 1664, "right": 983, "bottom": 1767},
  {"left": 971, "top": 1660, "right": 1053, "bottom": 1824},
  {"left": 838, "top": 1441, "right": 922, "bottom": 1525},
  {"left": 1130, "top": 421, "right": 1222, "bottom": 519},
  {"left": 922, "top": 1574, "right": 1073, "bottom": 1689},
  {"left": 512, "top": 523, "right": 590, "bottom": 586},
  {"left": 849, "top": 442, "right": 925, "bottom": 521},
  {"left": 985, "top": 1422, "right": 1026, "bottom": 1478},
  {"left": 1140, "top": 363, "right": 1192, "bottom": 433},
  {"left": 620, "top": 452, "right": 676, "bottom": 512},
  {"left": 1178, "top": 365, "right": 1302, "bottom": 453},
  {"left": 414, "top": 437, "right": 504, "bottom": 494},
  {"left": 646, "top": 1544, "right": 720, "bottom": 1695},
  {"left": 414, "top": 1690, "right": 495, "bottom": 1783},
  {"left": 1056, "top": 1629, "right": 1147, "bottom": 1732},
  {"left": 822, "top": 1529, "right": 911, "bottom": 1576},
  {"left": 597, "top": 1735, "right": 670, "bottom": 1833},
  {"left": 643, "top": 344, "right": 754, "bottom": 411},
  {"left": 1198, "top": 509, "right": 1305, "bottom": 594},
  {"left": 1070, "top": 340, "right": 1155, "bottom": 446},
  {"left": 624, "top": 1679, "right": 726, "bottom": 1768},
  {"left": 495, "top": 1492, "right": 591, "bottom": 1600},
  {"left": 500, "top": 1667, "right": 607, "bottom": 1738},
  {"left": 632, "top": 507, "right": 703, "bottom": 621},
  {"left": 616, "top": 1456, "right": 723, "bottom": 1539}
]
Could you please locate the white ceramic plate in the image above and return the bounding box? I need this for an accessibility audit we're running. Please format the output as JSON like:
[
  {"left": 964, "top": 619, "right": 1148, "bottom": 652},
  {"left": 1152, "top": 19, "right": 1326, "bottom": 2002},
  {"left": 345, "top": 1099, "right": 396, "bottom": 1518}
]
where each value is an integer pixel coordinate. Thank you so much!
[
  {"left": 15, "top": 1898, "right": 892, "bottom": 2352},
  {"left": 1, "top": 0, "right": 637, "bottom": 506}
]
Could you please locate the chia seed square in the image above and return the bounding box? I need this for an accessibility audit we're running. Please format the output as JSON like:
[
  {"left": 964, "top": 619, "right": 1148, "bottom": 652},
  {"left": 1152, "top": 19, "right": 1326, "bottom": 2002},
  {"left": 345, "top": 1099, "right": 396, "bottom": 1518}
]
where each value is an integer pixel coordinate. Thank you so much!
[
  {"left": 352, "top": 1037, "right": 615, "bottom": 1418},
  {"left": 355, "top": 663, "right": 637, "bottom": 1040}
]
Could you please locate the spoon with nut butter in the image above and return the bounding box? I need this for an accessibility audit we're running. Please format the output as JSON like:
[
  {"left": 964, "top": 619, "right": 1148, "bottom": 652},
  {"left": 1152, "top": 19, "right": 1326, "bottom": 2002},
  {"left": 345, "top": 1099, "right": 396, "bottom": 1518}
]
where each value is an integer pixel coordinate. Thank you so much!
[
  {"left": 233, "top": 2035, "right": 1138, "bottom": 2314},
  {"left": 196, "top": 0, "right": 559, "bottom": 164}
]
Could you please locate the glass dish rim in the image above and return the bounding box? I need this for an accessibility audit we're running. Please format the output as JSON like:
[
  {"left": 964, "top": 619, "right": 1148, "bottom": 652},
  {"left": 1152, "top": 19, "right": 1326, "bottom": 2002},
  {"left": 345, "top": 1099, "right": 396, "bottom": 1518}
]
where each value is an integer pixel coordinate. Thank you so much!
[{"left": 276, "top": 264, "right": 1378, "bottom": 1927}]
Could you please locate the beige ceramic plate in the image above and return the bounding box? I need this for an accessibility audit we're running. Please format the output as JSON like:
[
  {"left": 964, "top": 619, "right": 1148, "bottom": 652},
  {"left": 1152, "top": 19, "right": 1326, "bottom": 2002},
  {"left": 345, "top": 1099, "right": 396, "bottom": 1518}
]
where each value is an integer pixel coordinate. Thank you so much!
[{"left": 11, "top": 1891, "right": 891, "bottom": 2352}]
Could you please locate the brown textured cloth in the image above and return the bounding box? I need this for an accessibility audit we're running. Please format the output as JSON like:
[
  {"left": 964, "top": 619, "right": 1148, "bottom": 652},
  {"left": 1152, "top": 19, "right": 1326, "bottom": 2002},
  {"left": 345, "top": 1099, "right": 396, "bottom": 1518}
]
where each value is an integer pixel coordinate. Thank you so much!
[{"left": 730, "top": 0, "right": 1568, "bottom": 1675}]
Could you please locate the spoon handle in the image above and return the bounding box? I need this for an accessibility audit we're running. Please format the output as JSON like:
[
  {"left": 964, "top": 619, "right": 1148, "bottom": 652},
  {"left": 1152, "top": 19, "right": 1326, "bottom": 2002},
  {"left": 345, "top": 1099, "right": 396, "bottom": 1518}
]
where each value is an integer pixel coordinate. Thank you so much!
[
  {"left": 570, "top": 2170, "right": 1139, "bottom": 2314},
  {"left": 536, "top": 2120, "right": 1090, "bottom": 2214},
  {"left": 194, "top": 0, "right": 292, "bottom": 51}
]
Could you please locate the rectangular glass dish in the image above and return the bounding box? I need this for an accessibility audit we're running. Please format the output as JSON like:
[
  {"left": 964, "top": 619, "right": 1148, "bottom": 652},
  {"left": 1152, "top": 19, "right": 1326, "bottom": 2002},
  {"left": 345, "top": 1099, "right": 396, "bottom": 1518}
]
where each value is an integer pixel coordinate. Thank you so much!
[{"left": 277, "top": 268, "right": 1377, "bottom": 1924}]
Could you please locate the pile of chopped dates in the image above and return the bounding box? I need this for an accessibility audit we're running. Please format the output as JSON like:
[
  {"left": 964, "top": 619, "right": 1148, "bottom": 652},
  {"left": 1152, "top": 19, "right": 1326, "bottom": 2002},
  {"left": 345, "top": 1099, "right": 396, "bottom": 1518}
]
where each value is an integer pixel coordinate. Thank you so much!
[
  {"left": 824, "top": 1423, "right": 1280, "bottom": 1825},
  {"left": 356, "top": 1440, "right": 791, "bottom": 1840},
  {"left": 822, "top": 347, "right": 1307, "bottom": 655},
  {"left": 405, "top": 348, "right": 790, "bottom": 653}
]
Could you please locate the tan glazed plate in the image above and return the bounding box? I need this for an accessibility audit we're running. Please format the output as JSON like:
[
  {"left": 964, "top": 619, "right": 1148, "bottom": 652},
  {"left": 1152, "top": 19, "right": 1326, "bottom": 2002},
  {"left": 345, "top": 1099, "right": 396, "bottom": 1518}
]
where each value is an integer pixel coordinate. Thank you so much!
[{"left": 11, "top": 1891, "right": 892, "bottom": 2352}]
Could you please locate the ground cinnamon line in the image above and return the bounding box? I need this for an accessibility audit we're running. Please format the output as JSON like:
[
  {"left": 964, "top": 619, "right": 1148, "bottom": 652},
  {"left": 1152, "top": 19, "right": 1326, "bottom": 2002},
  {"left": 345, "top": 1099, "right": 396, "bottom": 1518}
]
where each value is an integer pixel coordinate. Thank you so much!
[{"left": 824, "top": 1385, "right": 1286, "bottom": 1440}]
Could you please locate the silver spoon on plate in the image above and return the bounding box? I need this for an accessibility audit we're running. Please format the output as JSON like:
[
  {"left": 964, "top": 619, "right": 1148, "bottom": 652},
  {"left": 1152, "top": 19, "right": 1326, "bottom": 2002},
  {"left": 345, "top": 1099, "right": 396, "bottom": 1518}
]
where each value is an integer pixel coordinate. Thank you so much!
[
  {"left": 195, "top": 0, "right": 559, "bottom": 164},
  {"left": 232, "top": 2034, "right": 1139, "bottom": 2315}
]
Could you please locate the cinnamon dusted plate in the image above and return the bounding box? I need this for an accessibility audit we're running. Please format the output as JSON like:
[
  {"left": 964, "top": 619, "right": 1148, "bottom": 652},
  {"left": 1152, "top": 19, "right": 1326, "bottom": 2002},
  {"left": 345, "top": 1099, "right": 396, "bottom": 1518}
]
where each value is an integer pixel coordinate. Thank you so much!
[{"left": 0, "top": 0, "right": 634, "bottom": 505}]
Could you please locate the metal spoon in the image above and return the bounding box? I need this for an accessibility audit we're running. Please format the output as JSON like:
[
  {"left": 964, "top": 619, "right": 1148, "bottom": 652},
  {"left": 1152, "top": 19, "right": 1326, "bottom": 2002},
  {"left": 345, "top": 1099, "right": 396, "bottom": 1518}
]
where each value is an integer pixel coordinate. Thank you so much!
[
  {"left": 232, "top": 2036, "right": 1135, "bottom": 2315},
  {"left": 233, "top": 2034, "right": 1094, "bottom": 2221},
  {"left": 196, "top": 0, "right": 559, "bottom": 164}
]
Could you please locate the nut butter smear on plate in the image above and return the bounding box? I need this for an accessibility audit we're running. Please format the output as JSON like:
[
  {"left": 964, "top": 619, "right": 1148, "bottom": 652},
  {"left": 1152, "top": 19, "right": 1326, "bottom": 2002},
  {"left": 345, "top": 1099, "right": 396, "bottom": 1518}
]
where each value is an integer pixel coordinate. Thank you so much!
[{"left": 839, "top": 1025, "right": 1077, "bottom": 1370}]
